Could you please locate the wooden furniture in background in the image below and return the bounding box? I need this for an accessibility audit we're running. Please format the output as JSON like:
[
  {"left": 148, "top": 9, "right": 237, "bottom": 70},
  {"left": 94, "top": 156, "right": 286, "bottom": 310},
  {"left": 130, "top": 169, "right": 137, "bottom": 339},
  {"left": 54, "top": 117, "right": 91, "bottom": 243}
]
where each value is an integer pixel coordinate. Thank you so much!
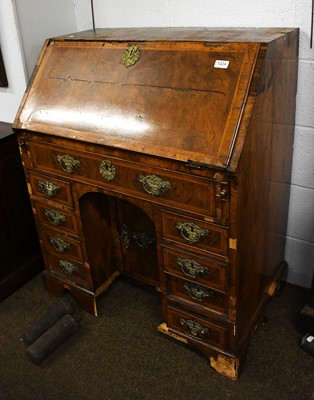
[
  {"left": 13, "top": 28, "right": 299, "bottom": 379},
  {"left": 0, "top": 122, "right": 42, "bottom": 300}
]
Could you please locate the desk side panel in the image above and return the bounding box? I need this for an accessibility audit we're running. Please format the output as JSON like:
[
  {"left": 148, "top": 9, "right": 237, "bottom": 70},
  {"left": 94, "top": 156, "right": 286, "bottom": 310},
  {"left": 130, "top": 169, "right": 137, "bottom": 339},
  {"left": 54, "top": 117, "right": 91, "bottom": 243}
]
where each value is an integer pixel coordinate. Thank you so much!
[{"left": 231, "top": 29, "right": 299, "bottom": 341}]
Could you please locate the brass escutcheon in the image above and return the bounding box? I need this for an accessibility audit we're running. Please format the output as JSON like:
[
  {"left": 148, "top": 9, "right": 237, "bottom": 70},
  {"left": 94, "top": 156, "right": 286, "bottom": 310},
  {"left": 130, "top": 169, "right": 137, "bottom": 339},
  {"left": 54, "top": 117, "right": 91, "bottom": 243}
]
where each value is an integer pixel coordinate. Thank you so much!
[
  {"left": 121, "top": 45, "right": 140, "bottom": 68},
  {"left": 139, "top": 174, "right": 171, "bottom": 197},
  {"left": 177, "top": 258, "right": 208, "bottom": 279},
  {"left": 176, "top": 222, "right": 209, "bottom": 244},
  {"left": 39, "top": 180, "right": 61, "bottom": 198},
  {"left": 99, "top": 160, "right": 116, "bottom": 182},
  {"left": 57, "top": 154, "right": 81, "bottom": 174}
]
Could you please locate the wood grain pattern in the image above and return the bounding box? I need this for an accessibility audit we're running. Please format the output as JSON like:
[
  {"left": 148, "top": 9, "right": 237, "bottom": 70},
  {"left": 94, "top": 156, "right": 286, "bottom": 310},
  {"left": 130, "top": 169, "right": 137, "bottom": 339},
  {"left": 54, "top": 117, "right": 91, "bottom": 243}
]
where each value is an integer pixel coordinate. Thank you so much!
[{"left": 13, "top": 28, "right": 298, "bottom": 379}]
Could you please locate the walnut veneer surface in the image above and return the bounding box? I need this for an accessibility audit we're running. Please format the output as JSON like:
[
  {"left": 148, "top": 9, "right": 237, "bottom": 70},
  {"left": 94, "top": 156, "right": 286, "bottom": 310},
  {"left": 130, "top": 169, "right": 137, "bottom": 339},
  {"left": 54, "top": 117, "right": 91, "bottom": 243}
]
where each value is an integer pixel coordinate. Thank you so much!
[{"left": 13, "top": 28, "right": 299, "bottom": 379}]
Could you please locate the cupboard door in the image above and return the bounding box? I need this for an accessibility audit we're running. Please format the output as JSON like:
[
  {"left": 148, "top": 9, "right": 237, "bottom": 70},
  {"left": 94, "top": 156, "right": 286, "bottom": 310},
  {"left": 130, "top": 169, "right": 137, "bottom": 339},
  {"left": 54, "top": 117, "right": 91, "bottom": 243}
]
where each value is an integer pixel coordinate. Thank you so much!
[{"left": 115, "top": 199, "right": 160, "bottom": 287}]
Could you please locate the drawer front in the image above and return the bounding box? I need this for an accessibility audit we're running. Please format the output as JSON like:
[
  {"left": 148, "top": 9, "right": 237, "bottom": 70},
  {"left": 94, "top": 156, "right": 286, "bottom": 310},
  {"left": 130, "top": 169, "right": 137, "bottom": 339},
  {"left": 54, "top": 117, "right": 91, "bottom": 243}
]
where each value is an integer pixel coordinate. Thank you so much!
[
  {"left": 29, "top": 172, "right": 73, "bottom": 207},
  {"left": 34, "top": 201, "right": 78, "bottom": 234},
  {"left": 167, "top": 306, "right": 227, "bottom": 349},
  {"left": 47, "top": 253, "right": 87, "bottom": 284},
  {"left": 163, "top": 246, "right": 227, "bottom": 292},
  {"left": 168, "top": 276, "right": 227, "bottom": 314},
  {"left": 41, "top": 228, "right": 83, "bottom": 262},
  {"left": 162, "top": 212, "right": 228, "bottom": 257},
  {"left": 28, "top": 141, "right": 217, "bottom": 217}
]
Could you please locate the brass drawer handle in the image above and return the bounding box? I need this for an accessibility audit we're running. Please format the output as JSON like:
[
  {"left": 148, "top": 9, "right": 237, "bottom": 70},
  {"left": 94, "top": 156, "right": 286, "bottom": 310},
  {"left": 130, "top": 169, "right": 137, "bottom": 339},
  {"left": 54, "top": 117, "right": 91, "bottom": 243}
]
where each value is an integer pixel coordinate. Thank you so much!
[
  {"left": 59, "top": 260, "right": 79, "bottom": 275},
  {"left": 99, "top": 160, "right": 116, "bottom": 182},
  {"left": 38, "top": 180, "right": 61, "bottom": 198},
  {"left": 176, "top": 222, "right": 209, "bottom": 244},
  {"left": 44, "top": 209, "right": 66, "bottom": 226},
  {"left": 183, "top": 282, "right": 215, "bottom": 302},
  {"left": 50, "top": 237, "right": 71, "bottom": 253},
  {"left": 139, "top": 174, "right": 171, "bottom": 197},
  {"left": 177, "top": 258, "right": 208, "bottom": 279},
  {"left": 180, "top": 318, "right": 209, "bottom": 339},
  {"left": 132, "top": 232, "right": 155, "bottom": 249},
  {"left": 57, "top": 154, "right": 81, "bottom": 174}
]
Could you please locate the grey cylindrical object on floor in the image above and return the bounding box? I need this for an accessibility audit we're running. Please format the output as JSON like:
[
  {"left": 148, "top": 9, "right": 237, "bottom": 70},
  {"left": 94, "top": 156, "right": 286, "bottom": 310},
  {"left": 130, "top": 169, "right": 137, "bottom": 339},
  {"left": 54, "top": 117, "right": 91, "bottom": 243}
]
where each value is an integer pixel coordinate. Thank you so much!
[
  {"left": 26, "top": 314, "right": 79, "bottom": 364},
  {"left": 22, "top": 300, "right": 75, "bottom": 345}
]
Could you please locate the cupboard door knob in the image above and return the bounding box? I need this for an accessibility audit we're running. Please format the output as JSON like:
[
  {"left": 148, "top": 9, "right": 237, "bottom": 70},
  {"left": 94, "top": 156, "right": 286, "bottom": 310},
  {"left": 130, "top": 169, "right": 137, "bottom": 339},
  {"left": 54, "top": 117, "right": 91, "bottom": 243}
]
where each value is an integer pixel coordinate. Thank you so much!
[
  {"left": 38, "top": 180, "right": 61, "bottom": 198},
  {"left": 99, "top": 160, "right": 116, "bottom": 182},
  {"left": 180, "top": 318, "right": 209, "bottom": 339},
  {"left": 50, "top": 237, "right": 71, "bottom": 253},
  {"left": 177, "top": 258, "right": 208, "bottom": 279},
  {"left": 139, "top": 174, "right": 171, "bottom": 197},
  {"left": 59, "top": 260, "right": 79, "bottom": 275},
  {"left": 176, "top": 222, "right": 209, "bottom": 244},
  {"left": 44, "top": 209, "right": 66, "bottom": 226},
  {"left": 57, "top": 154, "right": 81, "bottom": 174},
  {"left": 183, "top": 283, "right": 215, "bottom": 302}
]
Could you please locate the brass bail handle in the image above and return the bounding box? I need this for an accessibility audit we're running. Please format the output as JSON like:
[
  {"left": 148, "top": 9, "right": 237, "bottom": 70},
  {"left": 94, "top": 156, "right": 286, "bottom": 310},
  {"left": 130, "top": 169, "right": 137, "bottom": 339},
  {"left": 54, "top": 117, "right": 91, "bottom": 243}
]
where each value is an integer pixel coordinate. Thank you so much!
[
  {"left": 176, "top": 222, "right": 209, "bottom": 244},
  {"left": 177, "top": 258, "right": 208, "bottom": 279},
  {"left": 59, "top": 260, "right": 79, "bottom": 275},
  {"left": 139, "top": 174, "right": 171, "bottom": 197},
  {"left": 44, "top": 209, "right": 66, "bottom": 226},
  {"left": 57, "top": 154, "right": 81, "bottom": 174},
  {"left": 180, "top": 318, "right": 209, "bottom": 339},
  {"left": 39, "top": 180, "right": 61, "bottom": 198}
]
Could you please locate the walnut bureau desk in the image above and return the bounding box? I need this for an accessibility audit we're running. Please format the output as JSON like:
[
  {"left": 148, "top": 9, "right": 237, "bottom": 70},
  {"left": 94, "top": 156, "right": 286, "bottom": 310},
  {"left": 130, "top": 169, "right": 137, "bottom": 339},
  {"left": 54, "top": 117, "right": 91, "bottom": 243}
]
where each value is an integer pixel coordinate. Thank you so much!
[{"left": 13, "top": 28, "right": 298, "bottom": 379}]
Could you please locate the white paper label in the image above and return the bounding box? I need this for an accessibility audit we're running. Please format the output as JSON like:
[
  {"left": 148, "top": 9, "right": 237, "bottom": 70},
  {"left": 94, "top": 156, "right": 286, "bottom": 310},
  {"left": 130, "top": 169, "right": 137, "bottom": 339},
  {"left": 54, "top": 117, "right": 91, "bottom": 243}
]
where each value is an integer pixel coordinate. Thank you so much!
[
  {"left": 214, "top": 60, "right": 229, "bottom": 69},
  {"left": 306, "top": 335, "right": 314, "bottom": 343}
]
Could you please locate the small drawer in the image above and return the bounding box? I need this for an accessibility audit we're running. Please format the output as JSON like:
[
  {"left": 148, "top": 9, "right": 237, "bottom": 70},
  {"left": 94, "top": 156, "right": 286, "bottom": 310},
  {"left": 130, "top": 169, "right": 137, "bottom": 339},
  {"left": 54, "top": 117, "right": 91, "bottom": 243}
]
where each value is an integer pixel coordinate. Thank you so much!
[
  {"left": 166, "top": 306, "right": 228, "bottom": 349},
  {"left": 163, "top": 246, "right": 227, "bottom": 292},
  {"left": 29, "top": 173, "right": 73, "bottom": 207},
  {"left": 162, "top": 212, "right": 228, "bottom": 257},
  {"left": 34, "top": 201, "right": 78, "bottom": 234},
  {"left": 41, "top": 228, "right": 83, "bottom": 262},
  {"left": 47, "top": 253, "right": 87, "bottom": 284},
  {"left": 167, "top": 275, "right": 227, "bottom": 314}
]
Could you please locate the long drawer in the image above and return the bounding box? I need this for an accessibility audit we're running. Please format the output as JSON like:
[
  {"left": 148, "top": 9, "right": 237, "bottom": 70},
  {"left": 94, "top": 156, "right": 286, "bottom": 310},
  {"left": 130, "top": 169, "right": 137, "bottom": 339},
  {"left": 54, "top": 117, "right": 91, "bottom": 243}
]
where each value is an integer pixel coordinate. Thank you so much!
[{"left": 28, "top": 140, "right": 218, "bottom": 217}]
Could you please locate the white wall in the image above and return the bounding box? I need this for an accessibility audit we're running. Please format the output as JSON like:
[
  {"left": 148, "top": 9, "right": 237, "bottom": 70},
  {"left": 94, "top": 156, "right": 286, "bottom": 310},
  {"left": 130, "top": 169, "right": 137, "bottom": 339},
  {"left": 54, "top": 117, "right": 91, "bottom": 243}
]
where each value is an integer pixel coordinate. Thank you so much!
[
  {"left": 75, "top": 0, "right": 314, "bottom": 288},
  {"left": 14, "top": 0, "right": 78, "bottom": 78},
  {"left": 0, "top": 0, "right": 28, "bottom": 122},
  {"left": 0, "top": 0, "right": 78, "bottom": 123}
]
